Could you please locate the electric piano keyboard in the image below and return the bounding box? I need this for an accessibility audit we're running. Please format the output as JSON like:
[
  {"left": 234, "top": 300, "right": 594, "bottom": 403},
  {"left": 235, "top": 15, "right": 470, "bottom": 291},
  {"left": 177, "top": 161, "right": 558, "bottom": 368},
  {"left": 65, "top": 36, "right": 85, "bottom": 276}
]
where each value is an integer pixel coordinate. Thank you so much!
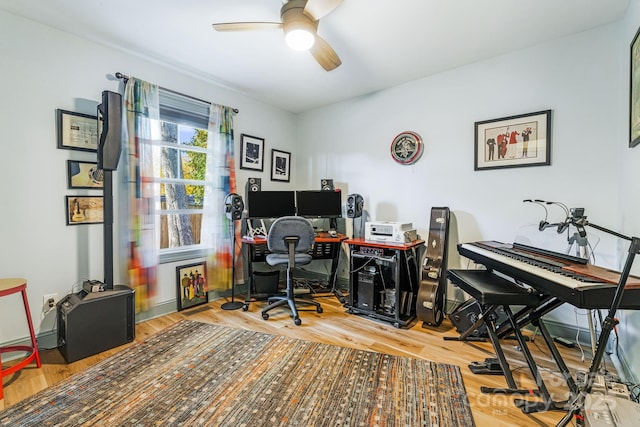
[{"left": 458, "top": 241, "right": 640, "bottom": 310}]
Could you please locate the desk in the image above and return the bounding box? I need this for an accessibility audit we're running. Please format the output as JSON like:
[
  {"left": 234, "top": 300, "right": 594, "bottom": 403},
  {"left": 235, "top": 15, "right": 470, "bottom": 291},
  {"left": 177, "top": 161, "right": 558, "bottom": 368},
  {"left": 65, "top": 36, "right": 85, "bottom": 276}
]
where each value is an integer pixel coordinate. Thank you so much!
[
  {"left": 242, "top": 232, "right": 348, "bottom": 309},
  {"left": 344, "top": 238, "right": 424, "bottom": 328}
]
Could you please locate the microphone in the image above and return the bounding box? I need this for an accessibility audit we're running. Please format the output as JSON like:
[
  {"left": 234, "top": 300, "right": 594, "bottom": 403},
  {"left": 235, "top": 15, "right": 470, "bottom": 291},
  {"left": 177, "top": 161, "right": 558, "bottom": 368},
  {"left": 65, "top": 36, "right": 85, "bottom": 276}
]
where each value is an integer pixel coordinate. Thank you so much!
[
  {"left": 539, "top": 200, "right": 570, "bottom": 234},
  {"left": 523, "top": 199, "right": 549, "bottom": 230}
]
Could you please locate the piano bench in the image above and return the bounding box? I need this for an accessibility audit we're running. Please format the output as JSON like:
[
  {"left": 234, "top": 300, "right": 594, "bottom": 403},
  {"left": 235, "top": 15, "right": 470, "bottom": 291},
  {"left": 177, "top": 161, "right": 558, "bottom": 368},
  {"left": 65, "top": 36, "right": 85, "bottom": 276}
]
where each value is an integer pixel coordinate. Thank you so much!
[{"left": 448, "top": 269, "right": 541, "bottom": 307}]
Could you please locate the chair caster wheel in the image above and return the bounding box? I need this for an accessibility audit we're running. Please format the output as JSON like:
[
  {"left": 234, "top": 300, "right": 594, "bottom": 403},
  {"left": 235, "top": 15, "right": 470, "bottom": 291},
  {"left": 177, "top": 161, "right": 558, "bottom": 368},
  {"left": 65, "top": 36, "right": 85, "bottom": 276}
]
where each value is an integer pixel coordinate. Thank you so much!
[
  {"left": 317, "top": 306, "right": 323, "bottom": 313},
  {"left": 393, "top": 322, "right": 401, "bottom": 329},
  {"left": 242, "top": 304, "right": 248, "bottom": 311},
  {"left": 262, "top": 313, "right": 269, "bottom": 320},
  {"left": 294, "top": 317, "right": 302, "bottom": 326}
]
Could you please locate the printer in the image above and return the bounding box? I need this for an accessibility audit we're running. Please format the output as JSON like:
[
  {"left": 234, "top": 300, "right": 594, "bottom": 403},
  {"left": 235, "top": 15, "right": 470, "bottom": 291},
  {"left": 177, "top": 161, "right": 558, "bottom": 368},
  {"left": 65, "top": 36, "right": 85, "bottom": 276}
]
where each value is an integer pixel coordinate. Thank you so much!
[{"left": 365, "top": 221, "right": 417, "bottom": 244}]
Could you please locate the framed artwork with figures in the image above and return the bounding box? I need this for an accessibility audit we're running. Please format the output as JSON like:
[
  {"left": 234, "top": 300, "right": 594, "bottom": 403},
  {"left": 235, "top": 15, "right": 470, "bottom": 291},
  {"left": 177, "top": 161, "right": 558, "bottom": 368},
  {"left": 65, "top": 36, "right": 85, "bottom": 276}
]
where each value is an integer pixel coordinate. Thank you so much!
[
  {"left": 176, "top": 262, "right": 209, "bottom": 311},
  {"left": 474, "top": 110, "right": 551, "bottom": 171}
]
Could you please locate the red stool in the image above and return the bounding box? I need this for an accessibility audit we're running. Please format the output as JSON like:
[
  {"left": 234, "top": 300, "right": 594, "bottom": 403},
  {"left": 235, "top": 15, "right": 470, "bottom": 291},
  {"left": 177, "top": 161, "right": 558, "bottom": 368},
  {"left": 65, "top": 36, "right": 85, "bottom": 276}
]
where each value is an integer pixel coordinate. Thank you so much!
[{"left": 0, "top": 278, "right": 42, "bottom": 400}]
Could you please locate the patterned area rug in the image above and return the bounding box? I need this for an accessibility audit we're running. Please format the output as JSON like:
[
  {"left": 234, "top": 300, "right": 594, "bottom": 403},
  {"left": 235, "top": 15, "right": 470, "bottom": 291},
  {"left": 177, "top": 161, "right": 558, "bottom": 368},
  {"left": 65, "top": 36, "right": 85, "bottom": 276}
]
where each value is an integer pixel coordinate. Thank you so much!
[{"left": 0, "top": 320, "right": 475, "bottom": 426}]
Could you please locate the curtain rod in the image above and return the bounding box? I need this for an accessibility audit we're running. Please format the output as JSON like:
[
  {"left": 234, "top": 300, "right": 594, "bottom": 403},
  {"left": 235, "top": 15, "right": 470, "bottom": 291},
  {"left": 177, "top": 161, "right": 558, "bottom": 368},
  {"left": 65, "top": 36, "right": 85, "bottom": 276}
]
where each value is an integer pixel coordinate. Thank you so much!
[{"left": 115, "top": 72, "right": 239, "bottom": 114}]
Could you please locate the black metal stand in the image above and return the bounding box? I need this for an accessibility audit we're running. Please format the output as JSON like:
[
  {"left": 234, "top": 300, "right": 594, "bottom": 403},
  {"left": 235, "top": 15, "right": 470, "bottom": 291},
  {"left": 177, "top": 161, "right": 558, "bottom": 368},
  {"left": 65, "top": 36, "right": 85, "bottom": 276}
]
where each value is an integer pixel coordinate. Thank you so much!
[
  {"left": 103, "top": 169, "right": 115, "bottom": 290},
  {"left": 222, "top": 218, "right": 243, "bottom": 311},
  {"left": 556, "top": 217, "right": 639, "bottom": 426}
]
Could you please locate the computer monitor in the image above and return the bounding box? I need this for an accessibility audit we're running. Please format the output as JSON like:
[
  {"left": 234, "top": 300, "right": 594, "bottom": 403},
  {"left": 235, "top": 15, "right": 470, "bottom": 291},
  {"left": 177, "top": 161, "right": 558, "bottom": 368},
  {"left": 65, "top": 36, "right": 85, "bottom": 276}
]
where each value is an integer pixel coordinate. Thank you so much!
[
  {"left": 295, "top": 190, "right": 343, "bottom": 219},
  {"left": 247, "top": 191, "right": 296, "bottom": 218}
]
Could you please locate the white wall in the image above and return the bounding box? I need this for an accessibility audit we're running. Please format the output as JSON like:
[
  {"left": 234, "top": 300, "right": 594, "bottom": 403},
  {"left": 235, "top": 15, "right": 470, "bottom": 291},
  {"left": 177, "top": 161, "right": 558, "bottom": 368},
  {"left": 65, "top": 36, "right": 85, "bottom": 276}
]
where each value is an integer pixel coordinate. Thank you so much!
[
  {"left": 297, "top": 12, "right": 640, "bottom": 377},
  {"left": 298, "top": 25, "right": 624, "bottom": 252},
  {"left": 0, "top": 10, "right": 296, "bottom": 344}
]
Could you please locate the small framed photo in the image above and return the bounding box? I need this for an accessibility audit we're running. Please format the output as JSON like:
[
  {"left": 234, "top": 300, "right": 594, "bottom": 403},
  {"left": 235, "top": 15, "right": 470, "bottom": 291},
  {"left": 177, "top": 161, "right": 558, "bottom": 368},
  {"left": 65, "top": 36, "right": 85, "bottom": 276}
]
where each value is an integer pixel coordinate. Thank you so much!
[
  {"left": 65, "top": 195, "right": 103, "bottom": 225},
  {"left": 630, "top": 26, "right": 640, "bottom": 147},
  {"left": 57, "top": 109, "right": 98, "bottom": 152},
  {"left": 474, "top": 110, "right": 551, "bottom": 171},
  {"left": 240, "top": 134, "right": 264, "bottom": 171},
  {"left": 67, "top": 160, "right": 104, "bottom": 189},
  {"left": 176, "top": 262, "right": 209, "bottom": 311},
  {"left": 271, "top": 149, "right": 291, "bottom": 182}
]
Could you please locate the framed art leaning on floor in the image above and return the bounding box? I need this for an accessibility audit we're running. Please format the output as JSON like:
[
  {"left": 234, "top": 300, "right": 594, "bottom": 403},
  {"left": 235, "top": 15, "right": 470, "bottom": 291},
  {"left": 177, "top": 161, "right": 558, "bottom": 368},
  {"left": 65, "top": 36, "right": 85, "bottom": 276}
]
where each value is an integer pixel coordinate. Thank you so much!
[{"left": 176, "top": 262, "right": 208, "bottom": 311}]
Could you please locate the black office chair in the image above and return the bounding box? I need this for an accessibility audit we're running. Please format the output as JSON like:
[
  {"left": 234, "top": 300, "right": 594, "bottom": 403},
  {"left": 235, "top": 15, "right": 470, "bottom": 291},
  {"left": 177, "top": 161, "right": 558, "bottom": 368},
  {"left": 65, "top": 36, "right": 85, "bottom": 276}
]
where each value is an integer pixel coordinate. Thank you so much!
[{"left": 261, "top": 216, "right": 323, "bottom": 325}]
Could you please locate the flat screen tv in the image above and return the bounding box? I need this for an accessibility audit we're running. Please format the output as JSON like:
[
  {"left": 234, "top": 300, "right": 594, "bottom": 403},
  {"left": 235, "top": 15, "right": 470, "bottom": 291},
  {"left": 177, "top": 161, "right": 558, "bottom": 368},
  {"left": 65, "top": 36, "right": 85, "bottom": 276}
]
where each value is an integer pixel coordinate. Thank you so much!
[
  {"left": 295, "top": 190, "right": 342, "bottom": 218},
  {"left": 247, "top": 191, "right": 296, "bottom": 218}
]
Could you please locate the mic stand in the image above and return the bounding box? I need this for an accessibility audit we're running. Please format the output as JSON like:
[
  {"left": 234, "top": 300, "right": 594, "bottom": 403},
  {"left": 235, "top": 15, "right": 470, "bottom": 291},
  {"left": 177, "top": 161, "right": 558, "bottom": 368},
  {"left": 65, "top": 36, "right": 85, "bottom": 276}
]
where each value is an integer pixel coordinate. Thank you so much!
[
  {"left": 567, "top": 224, "right": 598, "bottom": 358},
  {"left": 221, "top": 218, "right": 243, "bottom": 310},
  {"left": 556, "top": 218, "right": 639, "bottom": 427}
]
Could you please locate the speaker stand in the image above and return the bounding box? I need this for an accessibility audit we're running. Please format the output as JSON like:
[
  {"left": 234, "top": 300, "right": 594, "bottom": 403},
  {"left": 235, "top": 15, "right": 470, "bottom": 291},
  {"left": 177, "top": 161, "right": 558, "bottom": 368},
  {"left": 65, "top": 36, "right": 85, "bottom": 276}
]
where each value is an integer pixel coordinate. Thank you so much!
[{"left": 222, "top": 219, "right": 243, "bottom": 310}]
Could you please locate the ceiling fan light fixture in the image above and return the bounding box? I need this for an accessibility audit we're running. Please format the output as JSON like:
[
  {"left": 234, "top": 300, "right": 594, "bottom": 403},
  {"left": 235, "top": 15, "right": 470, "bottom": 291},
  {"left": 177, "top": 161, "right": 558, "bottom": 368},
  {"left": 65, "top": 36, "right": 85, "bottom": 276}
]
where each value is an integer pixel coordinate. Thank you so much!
[{"left": 285, "top": 28, "right": 315, "bottom": 50}]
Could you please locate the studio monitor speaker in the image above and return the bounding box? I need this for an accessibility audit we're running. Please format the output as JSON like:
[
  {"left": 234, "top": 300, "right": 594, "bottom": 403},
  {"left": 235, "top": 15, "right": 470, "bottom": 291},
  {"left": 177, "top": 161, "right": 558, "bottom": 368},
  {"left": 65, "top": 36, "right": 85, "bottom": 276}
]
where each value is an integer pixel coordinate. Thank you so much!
[
  {"left": 225, "top": 193, "right": 244, "bottom": 220},
  {"left": 321, "top": 179, "right": 334, "bottom": 191},
  {"left": 346, "top": 193, "right": 364, "bottom": 218},
  {"left": 97, "top": 90, "right": 123, "bottom": 171},
  {"left": 246, "top": 177, "right": 261, "bottom": 193}
]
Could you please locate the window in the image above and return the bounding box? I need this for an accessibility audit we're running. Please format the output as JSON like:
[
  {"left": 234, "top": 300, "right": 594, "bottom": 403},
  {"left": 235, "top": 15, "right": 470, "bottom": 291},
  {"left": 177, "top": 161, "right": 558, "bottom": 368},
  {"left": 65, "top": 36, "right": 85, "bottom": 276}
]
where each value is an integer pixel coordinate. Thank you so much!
[{"left": 157, "top": 90, "right": 212, "bottom": 262}]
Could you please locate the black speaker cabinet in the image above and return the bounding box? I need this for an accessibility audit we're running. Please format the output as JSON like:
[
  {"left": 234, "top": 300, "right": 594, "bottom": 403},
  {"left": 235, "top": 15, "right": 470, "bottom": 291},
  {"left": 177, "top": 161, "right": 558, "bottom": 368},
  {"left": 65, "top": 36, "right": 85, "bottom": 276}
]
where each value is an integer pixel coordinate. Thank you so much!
[
  {"left": 246, "top": 177, "right": 261, "bottom": 193},
  {"left": 320, "top": 179, "right": 334, "bottom": 191},
  {"left": 449, "top": 299, "right": 507, "bottom": 338},
  {"left": 346, "top": 193, "right": 364, "bottom": 218},
  {"left": 57, "top": 285, "right": 135, "bottom": 363},
  {"left": 449, "top": 299, "right": 485, "bottom": 337},
  {"left": 225, "top": 193, "right": 244, "bottom": 220},
  {"left": 97, "top": 90, "right": 123, "bottom": 171}
]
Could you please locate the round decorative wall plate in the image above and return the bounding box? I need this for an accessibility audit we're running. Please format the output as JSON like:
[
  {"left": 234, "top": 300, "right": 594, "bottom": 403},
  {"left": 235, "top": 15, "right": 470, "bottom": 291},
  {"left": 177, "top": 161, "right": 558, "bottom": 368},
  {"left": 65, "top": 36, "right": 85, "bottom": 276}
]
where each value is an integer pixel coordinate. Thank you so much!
[{"left": 390, "top": 131, "right": 423, "bottom": 165}]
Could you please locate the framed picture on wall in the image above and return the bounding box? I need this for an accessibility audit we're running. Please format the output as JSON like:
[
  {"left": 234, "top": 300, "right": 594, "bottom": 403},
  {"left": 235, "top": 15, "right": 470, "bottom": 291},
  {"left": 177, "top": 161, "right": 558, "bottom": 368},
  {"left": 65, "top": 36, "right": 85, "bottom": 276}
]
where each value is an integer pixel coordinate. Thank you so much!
[
  {"left": 57, "top": 109, "right": 98, "bottom": 152},
  {"left": 67, "top": 160, "right": 104, "bottom": 189},
  {"left": 240, "top": 134, "right": 265, "bottom": 171},
  {"left": 176, "top": 261, "right": 209, "bottom": 311},
  {"left": 630, "top": 26, "right": 640, "bottom": 148},
  {"left": 474, "top": 110, "right": 551, "bottom": 171},
  {"left": 65, "top": 195, "right": 103, "bottom": 225},
  {"left": 271, "top": 149, "right": 291, "bottom": 182}
]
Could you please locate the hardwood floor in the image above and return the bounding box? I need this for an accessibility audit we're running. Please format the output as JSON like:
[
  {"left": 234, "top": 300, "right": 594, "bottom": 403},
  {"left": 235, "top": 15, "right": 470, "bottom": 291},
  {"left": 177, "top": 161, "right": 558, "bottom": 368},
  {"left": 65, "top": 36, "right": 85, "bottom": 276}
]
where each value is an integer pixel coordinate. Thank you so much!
[{"left": 1, "top": 294, "right": 614, "bottom": 426}]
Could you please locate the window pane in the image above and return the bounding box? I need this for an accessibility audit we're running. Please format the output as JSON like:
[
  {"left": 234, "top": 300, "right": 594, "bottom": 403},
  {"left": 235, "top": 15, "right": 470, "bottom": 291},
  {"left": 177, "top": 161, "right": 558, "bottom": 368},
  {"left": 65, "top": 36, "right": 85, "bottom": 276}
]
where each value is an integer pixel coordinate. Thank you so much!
[
  {"left": 160, "top": 213, "right": 203, "bottom": 249},
  {"left": 160, "top": 183, "right": 205, "bottom": 209}
]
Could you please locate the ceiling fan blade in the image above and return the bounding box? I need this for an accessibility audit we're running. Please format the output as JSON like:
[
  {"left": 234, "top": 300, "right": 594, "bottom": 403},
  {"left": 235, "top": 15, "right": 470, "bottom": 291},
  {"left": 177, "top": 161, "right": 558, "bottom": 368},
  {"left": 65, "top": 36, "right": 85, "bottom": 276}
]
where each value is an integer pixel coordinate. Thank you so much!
[
  {"left": 310, "top": 35, "right": 341, "bottom": 71},
  {"left": 303, "top": 0, "right": 343, "bottom": 20},
  {"left": 212, "top": 22, "right": 282, "bottom": 32}
]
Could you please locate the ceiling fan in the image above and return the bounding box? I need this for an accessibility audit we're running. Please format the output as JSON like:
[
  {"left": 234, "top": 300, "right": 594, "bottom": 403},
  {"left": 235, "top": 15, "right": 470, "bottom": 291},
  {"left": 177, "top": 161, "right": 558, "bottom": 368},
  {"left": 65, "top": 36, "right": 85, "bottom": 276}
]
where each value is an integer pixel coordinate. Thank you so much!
[{"left": 212, "top": 0, "right": 343, "bottom": 71}]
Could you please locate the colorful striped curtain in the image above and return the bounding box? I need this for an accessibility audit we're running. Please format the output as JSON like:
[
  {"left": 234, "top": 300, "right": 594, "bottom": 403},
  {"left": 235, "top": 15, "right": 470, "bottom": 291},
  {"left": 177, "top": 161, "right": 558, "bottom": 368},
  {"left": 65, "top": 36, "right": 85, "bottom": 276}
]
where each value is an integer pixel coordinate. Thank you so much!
[
  {"left": 121, "top": 78, "right": 160, "bottom": 312},
  {"left": 202, "top": 104, "right": 238, "bottom": 291}
]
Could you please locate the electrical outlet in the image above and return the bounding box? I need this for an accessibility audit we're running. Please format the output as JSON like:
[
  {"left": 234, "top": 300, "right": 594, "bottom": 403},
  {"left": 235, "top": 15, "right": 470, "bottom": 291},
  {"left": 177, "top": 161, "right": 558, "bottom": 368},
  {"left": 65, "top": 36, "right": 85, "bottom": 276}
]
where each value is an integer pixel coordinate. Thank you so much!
[{"left": 43, "top": 293, "right": 59, "bottom": 311}]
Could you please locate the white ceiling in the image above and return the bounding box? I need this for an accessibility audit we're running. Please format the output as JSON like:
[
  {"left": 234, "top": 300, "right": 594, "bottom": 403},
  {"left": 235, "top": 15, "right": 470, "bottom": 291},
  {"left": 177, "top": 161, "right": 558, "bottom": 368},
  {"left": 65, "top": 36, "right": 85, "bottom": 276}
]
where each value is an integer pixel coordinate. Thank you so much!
[{"left": 1, "top": 0, "right": 630, "bottom": 113}]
